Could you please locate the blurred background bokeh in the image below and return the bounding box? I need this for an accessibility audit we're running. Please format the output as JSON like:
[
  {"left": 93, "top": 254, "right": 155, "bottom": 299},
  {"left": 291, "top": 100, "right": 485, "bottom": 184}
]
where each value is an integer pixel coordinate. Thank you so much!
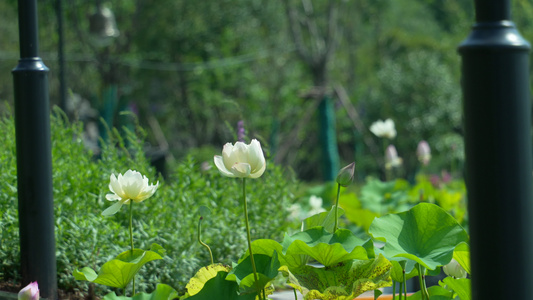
[{"left": 2, "top": 0, "right": 532, "bottom": 182}]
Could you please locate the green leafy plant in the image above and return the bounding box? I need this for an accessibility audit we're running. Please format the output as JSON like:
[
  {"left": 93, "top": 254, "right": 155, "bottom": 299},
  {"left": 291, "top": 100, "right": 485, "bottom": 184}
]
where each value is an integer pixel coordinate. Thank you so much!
[{"left": 0, "top": 109, "right": 296, "bottom": 297}]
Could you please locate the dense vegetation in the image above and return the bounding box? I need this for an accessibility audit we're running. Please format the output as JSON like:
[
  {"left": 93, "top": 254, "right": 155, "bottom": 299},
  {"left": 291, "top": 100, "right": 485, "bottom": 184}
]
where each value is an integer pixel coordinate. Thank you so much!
[
  {"left": 5, "top": 0, "right": 525, "bottom": 181},
  {"left": 0, "top": 108, "right": 297, "bottom": 295}
]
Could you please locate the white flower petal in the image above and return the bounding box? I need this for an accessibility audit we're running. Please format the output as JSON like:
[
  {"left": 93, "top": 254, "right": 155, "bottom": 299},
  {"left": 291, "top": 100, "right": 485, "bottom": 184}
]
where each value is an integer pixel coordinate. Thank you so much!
[
  {"left": 102, "top": 201, "right": 124, "bottom": 216},
  {"left": 231, "top": 162, "right": 251, "bottom": 177},
  {"left": 105, "top": 193, "right": 121, "bottom": 201},
  {"left": 248, "top": 162, "right": 266, "bottom": 178},
  {"left": 222, "top": 143, "right": 237, "bottom": 170},
  {"left": 135, "top": 182, "right": 159, "bottom": 202},
  {"left": 248, "top": 139, "right": 266, "bottom": 174},
  {"left": 214, "top": 155, "right": 235, "bottom": 177},
  {"left": 109, "top": 174, "right": 124, "bottom": 197}
]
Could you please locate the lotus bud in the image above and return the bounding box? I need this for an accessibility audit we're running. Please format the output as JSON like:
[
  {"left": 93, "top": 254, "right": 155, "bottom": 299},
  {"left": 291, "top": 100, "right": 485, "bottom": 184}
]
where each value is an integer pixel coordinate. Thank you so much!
[
  {"left": 385, "top": 145, "right": 403, "bottom": 170},
  {"left": 18, "top": 282, "right": 39, "bottom": 300},
  {"left": 417, "top": 140, "right": 431, "bottom": 165},
  {"left": 443, "top": 258, "right": 467, "bottom": 279},
  {"left": 336, "top": 162, "right": 355, "bottom": 187}
]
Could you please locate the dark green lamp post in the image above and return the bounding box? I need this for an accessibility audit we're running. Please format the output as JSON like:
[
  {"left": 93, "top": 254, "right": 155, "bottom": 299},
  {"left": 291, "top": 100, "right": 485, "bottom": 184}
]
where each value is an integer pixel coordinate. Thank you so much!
[
  {"left": 12, "top": 0, "right": 57, "bottom": 298},
  {"left": 459, "top": 1, "right": 533, "bottom": 299}
]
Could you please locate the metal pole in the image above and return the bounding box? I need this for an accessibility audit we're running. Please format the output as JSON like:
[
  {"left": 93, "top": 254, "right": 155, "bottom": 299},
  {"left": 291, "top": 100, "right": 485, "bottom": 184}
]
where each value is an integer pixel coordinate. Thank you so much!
[
  {"left": 12, "top": 0, "right": 57, "bottom": 298},
  {"left": 458, "top": 1, "right": 533, "bottom": 300}
]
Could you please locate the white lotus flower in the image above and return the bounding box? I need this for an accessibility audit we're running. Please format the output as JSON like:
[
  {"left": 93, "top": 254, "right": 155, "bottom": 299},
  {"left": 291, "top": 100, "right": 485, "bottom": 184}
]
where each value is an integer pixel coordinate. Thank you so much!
[
  {"left": 18, "top": 282, "right": 39, "bottom": 300},
  {"left": 214, "top": 139, "right": 266, "bottom": 178},
  {"left": 102, "top": 170, "right": 159, "bottom": 216},
  {"left": 370, "top": 119, "right": 397, "bottom": 139},
  {"left": 443, "top": 258, "right": 467, "bottom": 279}
]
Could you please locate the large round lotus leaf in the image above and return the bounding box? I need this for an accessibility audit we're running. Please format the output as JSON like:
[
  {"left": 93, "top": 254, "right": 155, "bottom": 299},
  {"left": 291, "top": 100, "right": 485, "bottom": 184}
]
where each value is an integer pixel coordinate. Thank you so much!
[
  {"left": 184, "top": 271, "right": 256, "bottom": 300},
  {"left": 185, "top": 264, "right": 231, "bottom": 296},
  {"left": 280, "top": 254, "right": 392, "bottom": 300},
  {"left": 442, "top": 277, "right": 471, "bottom": 300},
  {"left": 226, "top": 253, "right": 280, "bottom": 294},
  {"left": 369, "top": 203, "right": 468, "bottom": 270},
  {"left": 74, "top": 245, "right": 164, "bottom": 289},
  {"left": 282, "top": 227, "right": 369, "bottom": 267}
]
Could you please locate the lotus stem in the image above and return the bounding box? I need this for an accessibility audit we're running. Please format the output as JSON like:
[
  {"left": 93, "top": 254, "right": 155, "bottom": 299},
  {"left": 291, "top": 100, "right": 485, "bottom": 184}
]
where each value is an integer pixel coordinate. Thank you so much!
[
  {"left": 129, "top": 201, "right": 135, "bottom": 296},
  {"left": 417, "top": 264, "right": 429, "bottom": 300},
  {"left": 392, "top": 281, "right": 396, "bottom": 300},
  {"left": 334, "top": 183, "right": 341, "bottom": 233},
  {"left": 242, "top": 178, "right": 263, "bottom": 300},
  {"left": 198, "top": 217, "right": 214, "bottom": 265}
]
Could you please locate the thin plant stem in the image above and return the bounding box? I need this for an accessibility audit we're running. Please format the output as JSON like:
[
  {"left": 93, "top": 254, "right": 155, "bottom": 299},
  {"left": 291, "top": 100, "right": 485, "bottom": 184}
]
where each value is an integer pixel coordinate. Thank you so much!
[
  {"left": 334, "top": 183, "right": 341, "bottom": 233},
  {"left": 392, "top": 281, "right": 396, "bottom": 300},
  {"left": 198, "top": 217, "right": 214, "bottom": 265},
  {"left": 417, "top": 264, "right": 429, "bottom": 300},
  {"left": 129, "top": 201, "right": 135, "bottom": 296},
  {"left": 293, "top": 288, "right": 298, "bottom": 300},
  {"left": 399, "top": 260, "right": 407, "bottom": 300},
  {"left": 242, "top": 178, "right": 262, "bottom": 300},
  {"left": 403, "top": 267, "right": 407, "bottom": 299}
]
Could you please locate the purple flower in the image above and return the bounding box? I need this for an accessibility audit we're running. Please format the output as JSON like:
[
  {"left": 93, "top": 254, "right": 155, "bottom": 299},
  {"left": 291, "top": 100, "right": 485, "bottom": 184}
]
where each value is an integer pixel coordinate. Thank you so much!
[{"left": 237, "top": 120, "right": 245, "bottom": 142}]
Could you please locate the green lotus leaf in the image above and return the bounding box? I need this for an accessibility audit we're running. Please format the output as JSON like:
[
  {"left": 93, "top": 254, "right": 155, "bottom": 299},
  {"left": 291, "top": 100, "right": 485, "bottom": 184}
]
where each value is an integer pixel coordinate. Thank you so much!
[
  {"left": 74, "top": 245, "right": 164, "bottom": 288},
  {"left": 282, "top": 227, "right": 369, "bottom": 267},
  {"left": 183, "top": 270, "right": 256, "bottom": 300},
  {"left": 441, "top": 277, "right": 471, "bottom": 300},
  {"left": 302, "top": 205, "right": 345, "bottom": 233},
  {"left": 184, "top": 264, "right": 231, "bottom": 297},
  {"left": 280, "top": 254, "right": 392, "bottom": 300},
  {"left": 369, "top": 203, "right": 469, "bottom": 270},
  {"left": 237, "top": 239, "right": 307, "bottom": 271},
  {"left": 102, "top": 284, "right": 178, "bottom": 300},
  {"left": 360, "top": 178, "right": 411, "bottom": 214},
  {"left": 226, "top": 253, "right": 280, "bottom": 295},
  {"left": 406, "top": 285, "right": 453, "bottom": 300},
  {"left": 389, "top": 260, "right": 418, "bottom": 283},
  {"left": 453, "top": 242, "right": 470, "bottom": 275}
]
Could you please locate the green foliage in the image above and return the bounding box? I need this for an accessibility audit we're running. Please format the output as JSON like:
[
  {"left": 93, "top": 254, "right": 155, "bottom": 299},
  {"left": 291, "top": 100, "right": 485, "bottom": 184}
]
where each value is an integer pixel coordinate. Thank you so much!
[
  {"left": 0, "top": 109, "right": 296, "bottom": 296},
  {"left": 0, "top": 0, "right": 480, "bottom": 180},
  {"left": 281, "top": 227, "right": 368, "bottom": 268},
  {"left": 102, "top": 284, "right": 179, "bottom": 300},
  {"left": 281, "top": 254, "right": 392, "bottom": 300},
  {"left": 226, "top": 253, "right": 280, "bottom": 294},
  {"left": 74, "top": 244, "right": 165, "bottom": 289},
  {"left": 183, "top": 271, "right": 256, "bottom": 300},
  {"left": 369, "top": 203, "right": 469, "bottom": 271}
]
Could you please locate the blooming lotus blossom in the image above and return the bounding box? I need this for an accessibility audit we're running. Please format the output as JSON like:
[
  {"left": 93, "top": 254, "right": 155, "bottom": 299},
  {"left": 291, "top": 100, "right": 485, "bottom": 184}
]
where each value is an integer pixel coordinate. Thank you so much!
[
  {"left": 417, "top": 140, "right": 431, "bottom": 165},
  {"left": 214, "top": 139, "right": 266, "bottom": 178},
  {"left": 370, "top": 119, "right": 397, "bottom": 139},
  {"left": 443, "top": 258, "right": 467, "bottom": 279},
  {"left": 102, "top": 170, "right": 159, "bottom": 216},
  {"left": 385, "top": 145, "right": 403, "bottom": 170},
  {"left": 18, "top": 282, "right": 39, "bottom": 300}
]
